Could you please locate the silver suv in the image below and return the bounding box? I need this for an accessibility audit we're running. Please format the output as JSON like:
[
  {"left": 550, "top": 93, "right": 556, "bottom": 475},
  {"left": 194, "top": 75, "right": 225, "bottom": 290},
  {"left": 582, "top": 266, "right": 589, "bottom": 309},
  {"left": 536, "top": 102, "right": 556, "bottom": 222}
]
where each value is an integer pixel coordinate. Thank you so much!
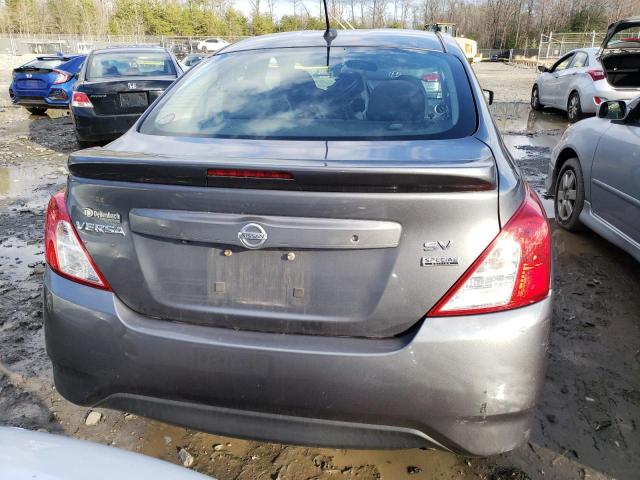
[{"left": 43, "top": 30, "right": 552, "bottom": 456}]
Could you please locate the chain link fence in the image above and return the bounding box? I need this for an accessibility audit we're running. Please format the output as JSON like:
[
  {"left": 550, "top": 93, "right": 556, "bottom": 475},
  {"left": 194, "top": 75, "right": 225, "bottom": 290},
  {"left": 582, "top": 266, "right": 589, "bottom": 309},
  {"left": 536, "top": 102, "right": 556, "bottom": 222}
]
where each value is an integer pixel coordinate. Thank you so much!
[
  {"left": 537, "top": 31, "right": 606, "bottom": 65},
  {"left": 1, "top": 30, "right": 609, "bottom": 66},
  {"left": 0, "top": 33, "right": 249, "bottom": 57}
]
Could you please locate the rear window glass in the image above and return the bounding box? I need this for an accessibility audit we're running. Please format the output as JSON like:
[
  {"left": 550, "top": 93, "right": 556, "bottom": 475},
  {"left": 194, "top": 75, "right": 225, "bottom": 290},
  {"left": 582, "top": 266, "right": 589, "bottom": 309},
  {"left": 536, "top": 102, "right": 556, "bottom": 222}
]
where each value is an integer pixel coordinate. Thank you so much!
[
  {"left": 24, "top": 58, "right": 67, "bottom": 69},
  {"left": 87, "top": 52, "right": 176, "bottom": 80},
  {"left": 606, "top": 25, "right": 640, "bottom": 49},
  {"left": 140, "top": 47, "right": 477, "bottom": 140}
]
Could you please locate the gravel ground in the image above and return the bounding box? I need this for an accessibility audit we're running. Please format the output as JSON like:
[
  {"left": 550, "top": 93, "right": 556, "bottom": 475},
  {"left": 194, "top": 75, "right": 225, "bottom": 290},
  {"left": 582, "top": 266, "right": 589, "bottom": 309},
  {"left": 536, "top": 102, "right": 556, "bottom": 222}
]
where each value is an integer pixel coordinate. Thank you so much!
[
  {"left": 473, "top": 62, "right": 539, "bottom": 103},
  {"left": 0, "top": 59, "right": 638, "bottom": 480}
]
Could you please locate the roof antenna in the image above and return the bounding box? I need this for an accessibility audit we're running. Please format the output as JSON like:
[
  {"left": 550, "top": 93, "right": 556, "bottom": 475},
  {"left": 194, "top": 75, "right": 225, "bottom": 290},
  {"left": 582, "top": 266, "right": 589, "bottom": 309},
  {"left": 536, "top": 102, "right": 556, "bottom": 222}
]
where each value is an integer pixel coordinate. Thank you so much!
[{"left": 322, "top": 0, "right": 337, "bottom": 66}]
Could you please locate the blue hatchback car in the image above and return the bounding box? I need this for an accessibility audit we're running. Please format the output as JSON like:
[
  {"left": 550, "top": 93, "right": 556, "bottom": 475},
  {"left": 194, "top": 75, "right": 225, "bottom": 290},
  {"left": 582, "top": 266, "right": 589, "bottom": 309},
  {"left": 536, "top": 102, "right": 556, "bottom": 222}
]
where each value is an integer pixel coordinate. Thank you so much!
[{"left": 9, "top": 54, "right": 85, "bottom": 114}]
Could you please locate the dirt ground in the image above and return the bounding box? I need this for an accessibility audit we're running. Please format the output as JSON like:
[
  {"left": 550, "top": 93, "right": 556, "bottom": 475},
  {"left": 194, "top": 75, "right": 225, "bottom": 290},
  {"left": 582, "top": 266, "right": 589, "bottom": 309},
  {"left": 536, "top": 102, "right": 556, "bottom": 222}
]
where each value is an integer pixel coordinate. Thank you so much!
[{"left": 0, "top": 61, "right": 638, "bottom": 480}]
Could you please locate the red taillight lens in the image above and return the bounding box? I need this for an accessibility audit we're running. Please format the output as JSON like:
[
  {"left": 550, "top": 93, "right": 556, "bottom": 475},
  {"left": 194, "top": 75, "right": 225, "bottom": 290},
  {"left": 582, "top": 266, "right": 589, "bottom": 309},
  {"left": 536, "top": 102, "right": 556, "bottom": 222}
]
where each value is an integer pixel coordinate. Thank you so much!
[
  {"left": 587, "top": 69, "right": 606, "bottom": 81},
  {"left": 428, "top": 186, "right": 550, "bottom": 317},
  {"left": 71, "top": 91, "right": 93, "bottom": 108},
  {"left": 207, "top": 169, "right": 294, "bottom": 180},
  {"left": 52, "top": 69, "right": 72, "bottom": 84},
  {"left": 44, "top": 191, "right": 110, "bottom": 290}
]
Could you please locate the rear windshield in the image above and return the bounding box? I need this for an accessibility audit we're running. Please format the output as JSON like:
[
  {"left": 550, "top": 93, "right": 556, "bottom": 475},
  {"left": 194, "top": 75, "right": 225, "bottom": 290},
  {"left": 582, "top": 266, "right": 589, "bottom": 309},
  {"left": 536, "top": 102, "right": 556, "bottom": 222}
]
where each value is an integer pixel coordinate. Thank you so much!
[
  {"left": 140, "top": 47, "right": 477, "bottom": 140},
  {"left": 606, "top": 25, "right": 640, "bottom": 49},
  {"left": 23, "top": 58, "right": 68, "bottom": 69},
  {"left": 87, "top": 52, "right": 176, "bottom": 80}
]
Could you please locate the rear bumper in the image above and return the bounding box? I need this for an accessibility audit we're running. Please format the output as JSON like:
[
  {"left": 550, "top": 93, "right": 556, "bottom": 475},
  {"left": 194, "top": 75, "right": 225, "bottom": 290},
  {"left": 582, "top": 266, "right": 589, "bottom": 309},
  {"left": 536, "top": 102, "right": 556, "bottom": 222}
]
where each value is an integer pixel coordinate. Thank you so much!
[
  {"left": 71, "top": 108, "right": 140, "bottom": 142},
  {"left": 583, "top": 83, "right": 640, "bottom": 113},
  {"left": 10, "top": 94, "right": 69, "bottom": 109},
  {"left": 9, "top": 87, "right": 70, "bottom": 109},
  {"left": 44, "top": 268, "right": 551, "bottom": 455}
]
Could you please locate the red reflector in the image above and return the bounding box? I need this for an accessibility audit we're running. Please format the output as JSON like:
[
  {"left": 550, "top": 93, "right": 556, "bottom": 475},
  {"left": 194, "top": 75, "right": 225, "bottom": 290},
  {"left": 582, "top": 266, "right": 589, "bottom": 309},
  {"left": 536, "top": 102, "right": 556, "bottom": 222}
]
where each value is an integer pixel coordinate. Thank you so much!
[
  {"left": 207, "top": 169, "right": 294, "bottom": 180},
  {"left": 71, "top": 91, "right": 93, "bottom": 108},
  {"left": 422, "top": 73, "right": 440, "bottom": 82},
  {"left": 593, "top": 96, "right": 603, "bottom": 105},
  {"left": 587, "top": 69, "right": 605, "bottom": 81}
]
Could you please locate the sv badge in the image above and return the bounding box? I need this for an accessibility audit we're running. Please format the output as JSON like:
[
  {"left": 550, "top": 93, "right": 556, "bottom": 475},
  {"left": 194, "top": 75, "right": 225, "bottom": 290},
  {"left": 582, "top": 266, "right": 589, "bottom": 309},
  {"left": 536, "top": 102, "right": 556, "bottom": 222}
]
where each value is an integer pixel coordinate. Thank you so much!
[
  {"left": 421, "top": 240, "right": 459, "bottom": 267},
  {"left": 423, "top": 240, "right": 453, "bottom": 251}
]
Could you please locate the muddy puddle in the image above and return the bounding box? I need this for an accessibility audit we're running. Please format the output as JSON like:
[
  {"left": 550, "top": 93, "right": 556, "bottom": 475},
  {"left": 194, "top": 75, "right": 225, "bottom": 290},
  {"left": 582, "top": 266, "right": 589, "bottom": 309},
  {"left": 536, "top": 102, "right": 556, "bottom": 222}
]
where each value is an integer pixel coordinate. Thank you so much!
[
  {"left": 0, "top": 236, "right": 43, "bottom": 283},
  {"left": 0, "top": 164, "right": 66, "bottom": 215},
  {"left": 491, "top": 102, "right": 568, "bottom": 217}
]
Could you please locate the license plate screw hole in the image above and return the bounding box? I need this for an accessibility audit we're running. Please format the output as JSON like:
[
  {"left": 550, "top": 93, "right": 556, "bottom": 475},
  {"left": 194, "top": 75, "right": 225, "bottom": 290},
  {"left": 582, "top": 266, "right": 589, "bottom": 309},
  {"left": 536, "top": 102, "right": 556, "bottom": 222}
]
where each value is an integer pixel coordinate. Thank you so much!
[
  {"left": 286, "top": 252, "right": 296, "bottom": 261},
  {"left": 223, "top": 249, "right": 233, "bottom": 257},
  {"left": 351, "top": 234, "right": 359, "bottom": 243}
]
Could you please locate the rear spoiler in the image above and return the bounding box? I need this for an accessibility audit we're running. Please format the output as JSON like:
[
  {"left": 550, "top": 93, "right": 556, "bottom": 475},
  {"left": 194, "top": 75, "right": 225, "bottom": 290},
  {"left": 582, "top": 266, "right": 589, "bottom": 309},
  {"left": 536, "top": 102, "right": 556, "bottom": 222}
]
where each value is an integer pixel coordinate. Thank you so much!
[{"left": 68, "top": 149, "right": 496, "bottom": 192}]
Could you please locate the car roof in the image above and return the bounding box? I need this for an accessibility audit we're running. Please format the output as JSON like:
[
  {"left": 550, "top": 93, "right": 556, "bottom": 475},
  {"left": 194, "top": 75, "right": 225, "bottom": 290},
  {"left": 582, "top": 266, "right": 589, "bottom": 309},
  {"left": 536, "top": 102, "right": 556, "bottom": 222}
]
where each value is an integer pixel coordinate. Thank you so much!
[
  {"left": 91, "top": 46, "right": 168, "bottom": 55},
  {"left": 224, "top": 29, "right": 446, "bottom": 54}
]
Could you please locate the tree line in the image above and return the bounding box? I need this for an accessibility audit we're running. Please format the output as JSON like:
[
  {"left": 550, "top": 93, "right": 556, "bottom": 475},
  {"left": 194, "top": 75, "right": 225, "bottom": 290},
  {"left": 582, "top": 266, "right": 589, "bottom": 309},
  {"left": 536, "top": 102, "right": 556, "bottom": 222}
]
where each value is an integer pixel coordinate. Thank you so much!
[{"left": 0, "top": 0, "right": 638, "bottom": 48}]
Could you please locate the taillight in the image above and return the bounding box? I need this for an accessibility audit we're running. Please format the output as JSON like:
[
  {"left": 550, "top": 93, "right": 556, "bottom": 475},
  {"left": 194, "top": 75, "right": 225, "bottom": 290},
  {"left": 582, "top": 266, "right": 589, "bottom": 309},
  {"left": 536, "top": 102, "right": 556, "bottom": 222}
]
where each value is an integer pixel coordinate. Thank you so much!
[
  {"left": 428, "top": 186, "right": 550, "bottom": 317},
  {"left": 52, "top": 69, "right": 72, "bottom": 84},
  {"left": 587, "top": 69, "right": 605, "bottom": 81},
  {"left": 207, "top": 169, "right": 294, "bottom": 180},
  {"left": 71, "top": 91, "right": 93, "bottom": 108},
  {"left": 44, "top": 191, "right": 110, "bottom": 290}
]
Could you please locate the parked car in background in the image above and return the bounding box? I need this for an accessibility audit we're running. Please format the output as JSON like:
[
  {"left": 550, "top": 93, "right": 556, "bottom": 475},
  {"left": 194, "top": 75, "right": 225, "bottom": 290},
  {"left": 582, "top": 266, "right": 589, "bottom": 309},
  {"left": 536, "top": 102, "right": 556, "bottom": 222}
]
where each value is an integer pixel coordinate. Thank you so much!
[
  {"left": 547, "top": 97, "right": 640, "bottom": 262},
  {"left": 172, "top": 43, "right": 190, "bottom": 59},
  {"left": 70, "top": 46, "right": 181, "bottom": 147},
  {"left": 531, "top": 47, "right": 640, "bottom": 122},
  {"left": 196, "top": 37, "right": 229, "bottom": 53},
  {"left": 0, "top": 427, "right": 212, "bottom": 480},
  {"left": 9, "top": 54, "right": 85, "bottom": 114},
  {"left": 44, "top": 29, "right": 552, "bottom": 456},
  {"left": 533, "top": 18, "right": 640, "bottom": 123},
  {"left": 490, "top": 50, "right": 510, "bottom": 62},
  {"left": 180, "top": 53, "right": 207, "bottom": 71}
]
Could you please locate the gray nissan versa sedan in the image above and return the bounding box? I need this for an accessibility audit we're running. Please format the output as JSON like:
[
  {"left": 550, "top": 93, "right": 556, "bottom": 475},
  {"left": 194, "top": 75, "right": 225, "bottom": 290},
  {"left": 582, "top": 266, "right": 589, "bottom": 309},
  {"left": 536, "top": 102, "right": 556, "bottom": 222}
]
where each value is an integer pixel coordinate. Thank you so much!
[{"left": 43, "top": 30, "right": 552, "bottom": 456}]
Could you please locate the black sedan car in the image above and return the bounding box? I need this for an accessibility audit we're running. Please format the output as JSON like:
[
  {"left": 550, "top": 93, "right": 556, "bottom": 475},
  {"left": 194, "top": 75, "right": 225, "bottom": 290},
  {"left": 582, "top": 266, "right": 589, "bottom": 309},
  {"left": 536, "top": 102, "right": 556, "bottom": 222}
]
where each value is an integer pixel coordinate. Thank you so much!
[{"left": 71, "top": 46, "right": 182, "bottom": 147}]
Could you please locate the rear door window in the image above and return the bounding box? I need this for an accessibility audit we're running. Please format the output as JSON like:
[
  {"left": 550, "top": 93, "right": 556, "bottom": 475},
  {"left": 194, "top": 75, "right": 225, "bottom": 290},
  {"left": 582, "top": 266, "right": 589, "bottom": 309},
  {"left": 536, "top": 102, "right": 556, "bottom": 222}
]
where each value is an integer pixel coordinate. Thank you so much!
[
  {"left": 87, "top": 52, "right": 176, "bottom": 80},
  {"left": 140, "top": 47, "right": 477, "bottom": 140},
  {"left": 552, "top": 54, "right": 575, "bottom": 72},
  {"left": 570, "top": 52, "right": 588, "bottom": 68}
]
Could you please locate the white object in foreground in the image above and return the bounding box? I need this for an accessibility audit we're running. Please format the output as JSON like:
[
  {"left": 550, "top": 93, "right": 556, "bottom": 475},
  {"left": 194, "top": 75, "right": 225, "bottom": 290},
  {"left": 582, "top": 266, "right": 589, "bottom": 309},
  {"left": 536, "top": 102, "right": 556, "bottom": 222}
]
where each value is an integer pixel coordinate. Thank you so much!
[{"left": 0, "top": 427, "right": 213, "bottom": 480}]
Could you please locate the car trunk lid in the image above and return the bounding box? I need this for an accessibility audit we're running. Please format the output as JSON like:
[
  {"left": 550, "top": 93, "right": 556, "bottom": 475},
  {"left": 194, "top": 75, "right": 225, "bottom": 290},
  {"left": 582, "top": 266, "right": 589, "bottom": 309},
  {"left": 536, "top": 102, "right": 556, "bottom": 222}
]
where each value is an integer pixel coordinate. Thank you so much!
[
  {"left": 598, "top": 17, "right": 640, "bottom": 88},
  {"left": 13, "top": 67, "right": 57, "bottom": 91},
  {"left": 78, "top": 78, "right": 175, "bottom": 115},
  {"left": 66, "top": 136, "right": 500, "bottom": 338}
]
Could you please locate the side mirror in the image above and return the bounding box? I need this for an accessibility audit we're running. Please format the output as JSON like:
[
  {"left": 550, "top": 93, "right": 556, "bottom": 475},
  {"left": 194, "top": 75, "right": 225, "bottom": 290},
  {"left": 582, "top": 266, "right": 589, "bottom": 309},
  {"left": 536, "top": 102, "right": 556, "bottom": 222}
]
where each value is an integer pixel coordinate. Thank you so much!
[
  {"left": 537, "top": 65, "right": 548, "bottom": 73},
  {"left": 483, "top": 89, "right": 494, "bottom": 105},
  {"left": 598, "top": 100, "right": 627, "bottom": 121}
]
